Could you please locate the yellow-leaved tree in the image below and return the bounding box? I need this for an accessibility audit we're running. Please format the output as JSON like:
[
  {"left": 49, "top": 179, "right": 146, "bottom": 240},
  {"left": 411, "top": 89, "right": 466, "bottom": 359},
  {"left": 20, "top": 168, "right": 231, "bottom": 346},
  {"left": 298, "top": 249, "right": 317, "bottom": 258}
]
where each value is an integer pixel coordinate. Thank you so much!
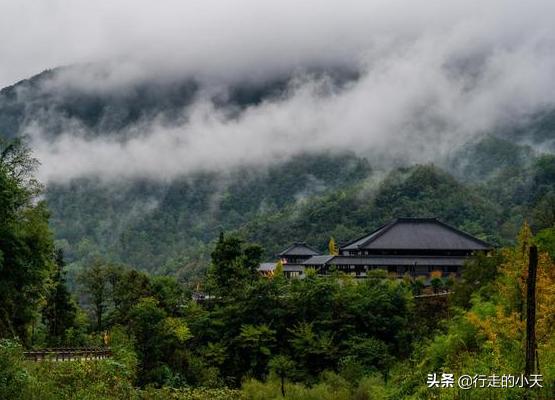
[
  {"left": 328, "top": 237, "right": 338, "bottom": 256},
  {"left": 467, "top": 223, "right": 555, "bottom": 378},
  {"left": 274, "top": 259, "right": 284, "bottom": 277}
]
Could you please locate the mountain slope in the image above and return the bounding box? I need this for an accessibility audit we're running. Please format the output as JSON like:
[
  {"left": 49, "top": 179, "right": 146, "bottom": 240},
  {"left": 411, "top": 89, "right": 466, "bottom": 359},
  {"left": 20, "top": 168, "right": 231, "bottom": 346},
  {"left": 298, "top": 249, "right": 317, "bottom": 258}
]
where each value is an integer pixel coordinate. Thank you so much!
[
  {"left": 1, "top": 67, "right": 554, "bottom": 283},
  {"left": 0, "top": 64, "right": 356, "bottom": 140},
  {"left": 239, "top": 164, "right": 503, "bottom": 258},
  {"left": 46, "top": 152, "right": 371, "bottom": 272}
]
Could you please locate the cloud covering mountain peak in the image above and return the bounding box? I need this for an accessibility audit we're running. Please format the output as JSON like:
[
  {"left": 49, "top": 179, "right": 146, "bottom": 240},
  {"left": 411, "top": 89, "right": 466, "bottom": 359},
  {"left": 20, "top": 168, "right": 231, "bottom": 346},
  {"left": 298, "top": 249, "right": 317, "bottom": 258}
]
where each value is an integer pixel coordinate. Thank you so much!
[{"left": 1, "top": 0, "right": 555, "bottom": 182}]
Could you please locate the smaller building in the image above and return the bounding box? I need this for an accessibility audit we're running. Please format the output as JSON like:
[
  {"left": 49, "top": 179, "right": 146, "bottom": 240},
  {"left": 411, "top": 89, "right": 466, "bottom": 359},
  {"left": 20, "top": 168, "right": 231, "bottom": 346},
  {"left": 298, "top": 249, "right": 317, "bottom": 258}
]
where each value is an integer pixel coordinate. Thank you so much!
[
  {"left": 278, "top": 242, "right": 321, "bottom": 264},
  {"left": 260, "top": 242, "right": 321, "bottom": 278}
]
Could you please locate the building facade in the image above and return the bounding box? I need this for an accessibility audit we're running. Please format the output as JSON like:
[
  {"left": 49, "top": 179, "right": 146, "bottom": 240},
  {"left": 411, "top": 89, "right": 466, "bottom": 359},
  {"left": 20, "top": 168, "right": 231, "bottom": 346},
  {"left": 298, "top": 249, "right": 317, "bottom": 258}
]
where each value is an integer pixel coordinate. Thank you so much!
[
  {"left": 259, "top": 242, "right": 321, "bottom": 278},
  {"left": 259, "top": 218, "right": 492, "bottom": 279}
]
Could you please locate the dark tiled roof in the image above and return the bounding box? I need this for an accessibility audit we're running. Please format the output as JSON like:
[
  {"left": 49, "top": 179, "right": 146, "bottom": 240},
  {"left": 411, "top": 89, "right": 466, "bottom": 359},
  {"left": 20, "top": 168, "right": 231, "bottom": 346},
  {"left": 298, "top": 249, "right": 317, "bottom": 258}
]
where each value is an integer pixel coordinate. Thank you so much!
[
  {"left": 257, "top": 262, "right": 305, "bottom": 272},
  {"left": 341, "top": 218, "right": 491, "bottom": 251},
  {"left": 303, "top": 255, "right": 468, "bottom": 266},
  {"left": 277, "top": 242, "right": 321, "bottom": 257},
  {"left": 302, "top": 255, "right": 335, "bottom": 265}
]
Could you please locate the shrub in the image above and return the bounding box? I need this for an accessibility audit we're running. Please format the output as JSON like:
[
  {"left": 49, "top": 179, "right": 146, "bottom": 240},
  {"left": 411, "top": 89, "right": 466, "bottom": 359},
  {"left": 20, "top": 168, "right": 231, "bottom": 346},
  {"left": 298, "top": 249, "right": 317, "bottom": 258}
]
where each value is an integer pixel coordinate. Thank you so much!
[{"left": 0, "top": 339, "right": 30, "bottom": 400}]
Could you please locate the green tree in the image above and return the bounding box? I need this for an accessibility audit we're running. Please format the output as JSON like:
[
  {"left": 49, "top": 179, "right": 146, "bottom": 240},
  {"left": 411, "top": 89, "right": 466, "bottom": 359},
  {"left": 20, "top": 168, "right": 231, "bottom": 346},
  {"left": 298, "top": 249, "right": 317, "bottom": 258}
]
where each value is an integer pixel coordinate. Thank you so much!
[
  {"left": 128, "top": 297, "right": 191, "bottom": 386},
  {"left": 208, "top": 232, "right": 263, "bottom": 294},
  {"left": 269, "top": 355, "right": 295, "bottom": 397},
  {"left": 78, "top": 260, "right": 111, "bottom": 332},
  {"left": 42, "top": 249, "right": 77, "bottom": 345},
  {"left": 107, "top": 265, "right": 151, "bottom": 324},
  {"left": 237, "top": 324, "right": 276, "bottom": 378},
  {"left": 532, "top": 191, "right": 555, "bottom": 230},
  {"left": 430, "top": 276, "right": 443, "bottom": 294},
  {"left": 0, "top": 138, "right": 54, "bottom": 343},
  {"left": 129, "top": 297, "right": 167, "bottom": 384},
  {"left": 289, "top": 322, "right": 336, "bottom": 381},
  {"left": 343, "top": 336, "right": 391, "bottom": 380},
  {"left": 411, "top": 276, "right": 425, "bottom": 295},
  {"left": 452, "top": 251, "right": 504, "bottom": 309},
  {"left": 535, "top": 227, "right": 555, "bottom": 260}
]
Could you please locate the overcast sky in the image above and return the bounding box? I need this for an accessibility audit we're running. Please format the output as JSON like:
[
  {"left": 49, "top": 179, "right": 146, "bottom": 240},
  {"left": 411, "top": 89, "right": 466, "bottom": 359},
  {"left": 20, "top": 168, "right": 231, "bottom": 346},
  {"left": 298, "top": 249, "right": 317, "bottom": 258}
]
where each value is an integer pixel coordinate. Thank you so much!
[
  {"left": 2, "top": 0, "right": 554, "bottom": 88},
  {"left": 2, "top": 0, "right": 555, "bottom": 182}
]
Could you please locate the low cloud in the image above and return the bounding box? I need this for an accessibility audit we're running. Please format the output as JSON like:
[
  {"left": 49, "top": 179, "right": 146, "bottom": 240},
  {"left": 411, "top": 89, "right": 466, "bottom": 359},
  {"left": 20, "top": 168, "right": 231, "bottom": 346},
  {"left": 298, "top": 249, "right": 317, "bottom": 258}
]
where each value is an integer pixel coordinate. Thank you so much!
[{"left": 2, "top": 0, "right": 555, "bottom": 182}]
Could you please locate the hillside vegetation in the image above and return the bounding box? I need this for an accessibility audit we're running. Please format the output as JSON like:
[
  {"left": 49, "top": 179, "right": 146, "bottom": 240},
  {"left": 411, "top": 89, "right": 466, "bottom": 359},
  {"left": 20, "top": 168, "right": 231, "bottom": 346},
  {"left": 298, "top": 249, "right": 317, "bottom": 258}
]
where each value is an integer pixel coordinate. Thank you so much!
[
  {"left": 1, "top": 140, "right": 554, "bottom": 399},
  {"left": 45, "top": 140, "right": 555, "bottom": 284},
  {"left": 2, "top": 66, "right": 555, "bottom": 282}
]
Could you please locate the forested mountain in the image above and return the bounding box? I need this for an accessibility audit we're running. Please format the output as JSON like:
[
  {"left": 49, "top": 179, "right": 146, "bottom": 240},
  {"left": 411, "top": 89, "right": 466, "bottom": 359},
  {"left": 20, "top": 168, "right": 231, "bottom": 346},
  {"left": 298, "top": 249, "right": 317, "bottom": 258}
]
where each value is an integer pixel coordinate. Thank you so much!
[
  {"left": 46, "top": 152, "right": 371, "bottom": 279},
  {"left": 0, "top": 64, "right": 355, "bottom": 140},
  {"left": 46, "top": 143, "right": 555, "bottom": 283},
  {"left": 1, "top": 65, "right": 554, "bottom": 283},
  {"left": 241, "top": 150, "right": 555, "bottom": 253}
]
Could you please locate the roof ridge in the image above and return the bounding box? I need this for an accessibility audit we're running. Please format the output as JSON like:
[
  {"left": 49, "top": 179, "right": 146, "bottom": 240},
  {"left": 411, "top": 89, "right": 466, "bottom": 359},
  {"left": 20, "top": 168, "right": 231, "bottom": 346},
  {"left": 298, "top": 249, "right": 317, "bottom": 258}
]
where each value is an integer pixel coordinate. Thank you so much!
[
  {"left": 300, "top": 242, "right": 322, "bottom": 254},
  {"left": 276, "top": 243, "right": 297, "bottom": 256},
  {"left": 277, "top": 242, "right": 321, "bottom": 256},
  {"left": 339, "top": 217, "right": 493, "bottom": 251},
  {"left": 339, "top": 221, "right": 391, "bottom": 250},
  {"left": 396, "top": 217, "right": 438, "bottom": 222}
]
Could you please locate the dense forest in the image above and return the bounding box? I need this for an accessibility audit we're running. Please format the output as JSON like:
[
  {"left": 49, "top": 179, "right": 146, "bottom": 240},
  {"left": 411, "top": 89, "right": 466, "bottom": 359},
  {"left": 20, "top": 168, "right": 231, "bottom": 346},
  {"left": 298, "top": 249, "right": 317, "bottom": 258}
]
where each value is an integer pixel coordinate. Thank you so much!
[
  {"left": 45, "top": 136, "right": 555, "bottom": 287},
  {"left": 1, "top": 136, "right": 555, "bottom": 399}
]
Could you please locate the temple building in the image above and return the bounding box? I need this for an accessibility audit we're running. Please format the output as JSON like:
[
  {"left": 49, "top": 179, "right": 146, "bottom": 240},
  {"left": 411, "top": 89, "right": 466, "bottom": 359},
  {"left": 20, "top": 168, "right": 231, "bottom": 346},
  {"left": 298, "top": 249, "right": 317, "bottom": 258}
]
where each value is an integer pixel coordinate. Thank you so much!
[
  {"left": 259, "top": 218, "right": 492, "bottom": 279},
  {"left": 259, "top": 242, "right": 321, "bottom": 278}
]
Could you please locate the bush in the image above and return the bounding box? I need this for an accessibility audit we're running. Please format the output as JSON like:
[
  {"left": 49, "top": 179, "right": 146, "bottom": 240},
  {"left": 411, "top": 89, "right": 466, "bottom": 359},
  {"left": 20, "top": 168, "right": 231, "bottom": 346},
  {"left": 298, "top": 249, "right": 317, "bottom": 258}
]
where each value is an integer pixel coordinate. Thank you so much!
[
  {"left": 140, "top": 386, "right": 243, "bottom": 400},
  {"left": 242, "top": 375, "right": 352, "bottom": 400},
  {"left": 0, "top": 339, "right": 30, "bottom": 400},
  {"left": 27, "top": 359, "right": 138, "bottom": 400}
]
